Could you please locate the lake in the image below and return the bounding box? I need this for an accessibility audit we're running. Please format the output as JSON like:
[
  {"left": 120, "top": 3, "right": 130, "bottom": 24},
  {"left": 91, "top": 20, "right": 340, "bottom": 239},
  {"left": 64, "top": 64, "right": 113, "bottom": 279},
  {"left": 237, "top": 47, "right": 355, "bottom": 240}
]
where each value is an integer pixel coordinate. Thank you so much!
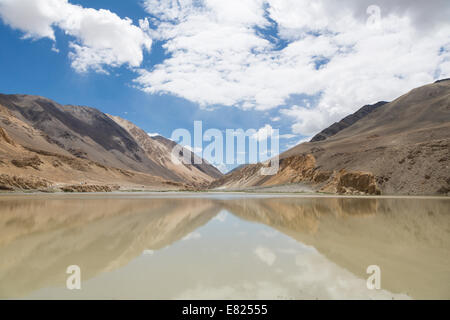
[{"left": 0, "top": 193, "right": 449, "bottom": 300}]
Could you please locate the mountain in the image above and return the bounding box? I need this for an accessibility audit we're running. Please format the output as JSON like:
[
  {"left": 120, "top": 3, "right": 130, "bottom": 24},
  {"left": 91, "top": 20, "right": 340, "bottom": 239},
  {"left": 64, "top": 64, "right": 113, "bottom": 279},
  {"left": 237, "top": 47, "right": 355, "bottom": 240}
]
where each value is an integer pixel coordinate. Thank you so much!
[
  {"left": 0, "top": 94, "right": 221, "bottom": 191},
  {"left": 151, "top": 135, "right": 222, "bottom": 179},
  {"left": 107, "top": 115, "right": 222, "bottom": 184},
  {"left": 211, "top": 80, "right": 450, "bottom": 195},
  {"left": 310, "top": 101, "right": 388, "bottom": 142}
]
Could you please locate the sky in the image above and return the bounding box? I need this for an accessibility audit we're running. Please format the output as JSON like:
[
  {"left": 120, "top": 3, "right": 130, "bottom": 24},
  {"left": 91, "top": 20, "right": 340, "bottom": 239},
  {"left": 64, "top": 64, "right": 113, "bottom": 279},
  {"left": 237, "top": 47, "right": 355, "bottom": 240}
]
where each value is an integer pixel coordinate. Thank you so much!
[{"left": 0, "top": 0, "right": 449, "bottom": 172}]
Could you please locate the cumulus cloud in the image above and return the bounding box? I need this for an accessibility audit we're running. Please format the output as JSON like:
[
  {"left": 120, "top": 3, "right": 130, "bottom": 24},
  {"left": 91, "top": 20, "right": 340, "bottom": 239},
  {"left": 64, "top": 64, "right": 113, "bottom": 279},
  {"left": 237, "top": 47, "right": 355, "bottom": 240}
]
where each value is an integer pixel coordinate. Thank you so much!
[
  {"left": 135, "top": 0, "right": 450, "bottom": 135},
  {"left": 254, "top": 246, "right": 277, "bottom": 266},
  {"left": 251, "top": 124, "right": 296, "bottom": 141},
  {"left": 182, "top": 231, "right": 202, "bottom": 241},
  {"left": 252, "top": 124, "right": 276, "bottom": 142},
  {"left": 147, "top": 132, "right": 160, "bottom": 137},
  {"left": 214, "top": 210, "right": 228, "bottom": 222},
  {"left": 2, "top": 0, "right": 449, "bottom": 137},
  {"left": 0, "top": 0, "right": 152, "bottom": 73}
]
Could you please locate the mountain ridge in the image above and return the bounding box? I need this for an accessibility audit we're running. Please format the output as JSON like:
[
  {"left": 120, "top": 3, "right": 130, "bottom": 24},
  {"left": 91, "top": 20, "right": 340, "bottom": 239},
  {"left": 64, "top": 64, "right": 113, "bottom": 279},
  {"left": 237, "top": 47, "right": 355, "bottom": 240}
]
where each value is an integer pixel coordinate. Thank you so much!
[
  {"left": 310, "top": 101, "right": 388, "bottom": 142},
  {"left": 0, "top": 94, "right": 221, "bottom": 191},
  {"left": 211, "top": 80, "right": 450, "bottom": 195},
  {"left": 1, "top": 80, "right": 449, "bottom": 195}
]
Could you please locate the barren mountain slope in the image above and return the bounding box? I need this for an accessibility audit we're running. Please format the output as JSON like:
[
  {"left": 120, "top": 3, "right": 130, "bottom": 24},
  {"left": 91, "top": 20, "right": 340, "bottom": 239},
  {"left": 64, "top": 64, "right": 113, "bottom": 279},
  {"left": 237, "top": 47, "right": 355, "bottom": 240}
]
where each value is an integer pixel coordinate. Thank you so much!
[
  {"left": 108, "top": 115, "right": 222, "bottom": 184},
  {"left": 310, "top": 101, "right": 388, "bottom": 142},
  {"left": 0, "top": 94, "right": 164, "bottom": 174},
  {"left": 152, "top": 135, "right": 222, "bottom": 179},
  {"left": 0, "top": 95, "right": 221, "bottom": 191},
  {"left": 212, "top": 80, "right": 450, "bottom": 195},
  {"left": 0, "top": 121, "right": 185, "bottom": 191}
]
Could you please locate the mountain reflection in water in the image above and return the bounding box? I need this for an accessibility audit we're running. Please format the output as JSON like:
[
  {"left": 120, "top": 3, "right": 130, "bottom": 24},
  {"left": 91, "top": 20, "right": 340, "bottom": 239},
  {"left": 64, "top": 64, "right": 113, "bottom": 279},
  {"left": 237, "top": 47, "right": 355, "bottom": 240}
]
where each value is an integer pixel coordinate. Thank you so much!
[{"left": 0, "top": 195, "right": 448, "bottom": 300}]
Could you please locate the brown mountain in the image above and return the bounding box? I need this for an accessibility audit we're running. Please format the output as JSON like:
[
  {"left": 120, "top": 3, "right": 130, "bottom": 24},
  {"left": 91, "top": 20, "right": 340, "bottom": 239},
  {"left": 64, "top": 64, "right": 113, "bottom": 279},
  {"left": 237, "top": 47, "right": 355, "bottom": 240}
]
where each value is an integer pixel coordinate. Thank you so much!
[
  {"left": 310, "top": 101, "right": 388, "bottom": 142},
  {"left": 107, "top": 115, "right": 222, "bottom": 184},
  {"left": 211, "top": 80, "right": 450, "bottom": 195},
  {"left": 0, "top": 94, "right": 221, "bottom": 191}
]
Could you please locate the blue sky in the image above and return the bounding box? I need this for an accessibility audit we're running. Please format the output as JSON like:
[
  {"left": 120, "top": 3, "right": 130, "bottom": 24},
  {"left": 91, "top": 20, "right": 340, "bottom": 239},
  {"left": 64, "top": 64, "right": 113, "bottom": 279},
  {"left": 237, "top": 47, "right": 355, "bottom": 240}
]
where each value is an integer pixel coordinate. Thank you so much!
[
  {"left": 0, "top": 0, "right": 301, "bottom": 172},
  {"left": 0, "top": 1, "right": 292, "bottom": 137},
  {"left": 0, "top": 0, "right": 449, "bottom": 171}
]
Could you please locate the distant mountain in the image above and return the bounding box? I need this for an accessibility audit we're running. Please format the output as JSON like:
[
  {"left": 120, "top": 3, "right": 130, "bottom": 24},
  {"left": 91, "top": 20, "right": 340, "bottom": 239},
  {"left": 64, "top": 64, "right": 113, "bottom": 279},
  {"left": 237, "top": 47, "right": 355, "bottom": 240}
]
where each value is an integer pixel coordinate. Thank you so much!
[
  {"left": 435, "top": 78, "right": 450, "bottom": 83},
  {"left": 108, "top": 115, "right": 222, "bottom": 184},
  {"left": 0, "top": 94, "right": 221, "bottom": 191},
  {"left": 310, "top": 101, "right": 388, "bottom": 142},
  {"left": 211, "top": 80, "right": 450, "bottom": 195},
  {"left": 151, "top": 135, "right": 222, "bottom": 179}
]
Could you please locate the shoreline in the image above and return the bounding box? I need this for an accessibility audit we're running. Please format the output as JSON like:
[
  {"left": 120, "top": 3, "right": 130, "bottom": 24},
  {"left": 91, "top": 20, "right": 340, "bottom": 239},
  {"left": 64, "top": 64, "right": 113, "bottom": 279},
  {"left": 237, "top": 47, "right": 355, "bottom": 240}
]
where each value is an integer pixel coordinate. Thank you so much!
[{"left": 0, "top": 190, "right": 449, "bottom": 200}]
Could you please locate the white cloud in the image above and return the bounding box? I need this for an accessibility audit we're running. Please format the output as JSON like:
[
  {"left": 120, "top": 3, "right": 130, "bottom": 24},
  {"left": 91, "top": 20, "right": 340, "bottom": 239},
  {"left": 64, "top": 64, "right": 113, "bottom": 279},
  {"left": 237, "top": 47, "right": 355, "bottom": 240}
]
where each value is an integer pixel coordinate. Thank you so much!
[
  {"left": 252, "top": 124, "right": 276, "bottom": 142},
  {"left": 135, "top": 0, "right": 450, "bottom": 136},
  {"left": 251, "top": 124, "right": 295, "bottom": 142},
  {"left": 182, "top": 231, "right": 202, "bottom": 241},
  {"left": 214, "top": 210, "right": 228, "bottom": 222},
  {"left": 279, "top": 133, "right": 297, "bottom": 139},
  {"left": 2, "top": 0, "right": 449, "bottom": 138},
  {"left": 0, "top": 0, "right": 62, "bottom": 40},
  {"left": 254, "top": 246, "right": 277, "bottom": 266},
  {"left": 0, "top": 0, "right": 152, "bottom": 73},
  {"left": 147, "top": 132, "right": 160, "bottom": 137}
]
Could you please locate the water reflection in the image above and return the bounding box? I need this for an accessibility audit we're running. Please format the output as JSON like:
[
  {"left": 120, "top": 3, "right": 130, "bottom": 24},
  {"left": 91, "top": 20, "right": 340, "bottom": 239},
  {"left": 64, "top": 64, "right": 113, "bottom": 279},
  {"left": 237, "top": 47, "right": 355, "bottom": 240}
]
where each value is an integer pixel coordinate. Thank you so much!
[{"left": 0, "top": 195, "right": 448, "bottom": 299}]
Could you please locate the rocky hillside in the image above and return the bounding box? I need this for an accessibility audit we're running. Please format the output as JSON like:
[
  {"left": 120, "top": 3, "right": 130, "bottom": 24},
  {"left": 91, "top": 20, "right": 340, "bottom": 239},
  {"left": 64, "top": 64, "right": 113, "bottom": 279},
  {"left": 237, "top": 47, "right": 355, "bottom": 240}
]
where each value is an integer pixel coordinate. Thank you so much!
[
  {"left": 108, "top": 115, "right": 222, "bottom": 185},
  {"left": 211, "top": 80, "right": 450, "bottom": 195},
  {"left": 310, "top": 101, "right": 388, "bottom": 142},
  {"left": 0, "top": 94, "right": 221, "bottom": 191}
]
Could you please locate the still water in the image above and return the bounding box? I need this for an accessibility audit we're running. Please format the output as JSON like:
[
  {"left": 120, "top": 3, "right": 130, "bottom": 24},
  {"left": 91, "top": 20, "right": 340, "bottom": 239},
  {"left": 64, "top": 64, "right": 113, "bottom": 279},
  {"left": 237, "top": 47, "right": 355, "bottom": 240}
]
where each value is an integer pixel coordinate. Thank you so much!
[{"left": 0, "top": 193, "right": 449, "bottom": 300}]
